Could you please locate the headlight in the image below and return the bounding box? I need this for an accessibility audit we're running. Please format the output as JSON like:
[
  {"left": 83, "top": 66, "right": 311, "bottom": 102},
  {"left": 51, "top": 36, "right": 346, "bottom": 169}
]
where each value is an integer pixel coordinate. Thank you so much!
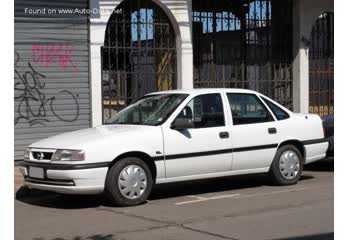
[
  {"left": 52, "top": 149, "right": 85, "bottom": 161},
  {"left": 24, "top": 148, "right": 30, "bottom": 160}
]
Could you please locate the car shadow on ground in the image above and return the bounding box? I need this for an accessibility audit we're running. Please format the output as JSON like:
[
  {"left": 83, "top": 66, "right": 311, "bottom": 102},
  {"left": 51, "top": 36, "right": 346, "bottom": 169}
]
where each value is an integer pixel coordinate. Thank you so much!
[
  {"left": 273, "top": 232, "right": 334, "bottom": 240},
  {"left": 16, "top": 159, "right": 333, "bottom": 209},
  {"left": 15, "top": 232, "right": 335, "bottom": 240},
  {"left": 15, "top": 174, "right": 313, "bottom": 209},
  {"left": 23, "top": 234, "right": 116, "bottom": 240},
  {"left": 149, "top": 173, "right": 314, "bottom": 201}
]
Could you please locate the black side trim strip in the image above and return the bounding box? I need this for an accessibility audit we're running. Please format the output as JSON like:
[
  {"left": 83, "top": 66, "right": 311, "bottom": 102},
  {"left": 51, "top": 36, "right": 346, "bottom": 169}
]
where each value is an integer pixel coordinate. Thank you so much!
[
  {"left": 24, "top": 177, "right": 75, "bottom": 186},
  {"left": 152, "top": 156, "right": 164, "bottom": 161},
  {"left": 233, "top": 144, "right": 278, "bottom": 152},
  {"left": 154, "top": 143, "right": 279, "bottom": 161},
  {"left": 302, "top": 138, "right": 329, "bottom": 145},
  {"left": 165, "top": 148, "right": 233, "bottom": 160},
  {"left": 21, "top": 161, "right": 110, "bottom": 170}
]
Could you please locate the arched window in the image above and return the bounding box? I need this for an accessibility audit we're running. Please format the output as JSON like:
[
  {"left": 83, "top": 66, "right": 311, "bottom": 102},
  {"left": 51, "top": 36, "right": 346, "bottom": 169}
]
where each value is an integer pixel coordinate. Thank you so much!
[
  {"left": 102, "top": 0, "right": 176, "bottom": 122},
  {"left": 309, "top": 12, "right": 334, "bottom": 116}
]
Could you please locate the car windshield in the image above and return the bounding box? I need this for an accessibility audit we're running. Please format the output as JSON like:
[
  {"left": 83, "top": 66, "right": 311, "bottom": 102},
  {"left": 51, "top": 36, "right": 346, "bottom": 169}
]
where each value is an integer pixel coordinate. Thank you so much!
[{"left": 107, "top": 94, "right": 188, "bottom": 126}]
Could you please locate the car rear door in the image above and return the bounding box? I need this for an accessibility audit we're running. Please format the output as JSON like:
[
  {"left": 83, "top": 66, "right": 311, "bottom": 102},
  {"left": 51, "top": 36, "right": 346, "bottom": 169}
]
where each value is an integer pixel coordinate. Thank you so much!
[
  {"left": 162, "top": 92, "right": 233, "bottom": 179},
  {"left": 224, "top": 92, "right": 280, "bottom": 171}
]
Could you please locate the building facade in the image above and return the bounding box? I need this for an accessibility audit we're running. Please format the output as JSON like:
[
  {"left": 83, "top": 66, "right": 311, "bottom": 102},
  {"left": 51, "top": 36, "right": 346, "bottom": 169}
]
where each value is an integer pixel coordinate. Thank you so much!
[
  {"left": 14, "top": 0, "right": 334, "bottom": 160},
  {"left": 14, "top": 0, "right": 91, "bottom": 159}
]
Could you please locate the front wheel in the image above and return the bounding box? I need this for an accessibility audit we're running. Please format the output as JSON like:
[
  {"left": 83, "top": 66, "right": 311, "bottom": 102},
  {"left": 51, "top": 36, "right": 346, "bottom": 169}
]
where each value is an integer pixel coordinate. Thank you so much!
[
  {"left": 105, "top": 157, "right": 153, "bottom": 206},
  {"left": 269, "top": 145, "right": 303, "bottom": 185}
]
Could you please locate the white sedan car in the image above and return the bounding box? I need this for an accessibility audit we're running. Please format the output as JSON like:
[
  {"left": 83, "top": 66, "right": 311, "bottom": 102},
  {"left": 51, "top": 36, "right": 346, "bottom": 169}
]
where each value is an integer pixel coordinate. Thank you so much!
[{"left": 20, "top": 89, "right": 329, "bottom": 206}]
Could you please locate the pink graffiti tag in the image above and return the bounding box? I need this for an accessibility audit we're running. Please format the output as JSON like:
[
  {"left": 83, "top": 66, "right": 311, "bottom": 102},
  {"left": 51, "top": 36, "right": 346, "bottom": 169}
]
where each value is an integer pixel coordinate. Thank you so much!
[{"left": 32, "top": 43, "right": 79, "bottom": 71}]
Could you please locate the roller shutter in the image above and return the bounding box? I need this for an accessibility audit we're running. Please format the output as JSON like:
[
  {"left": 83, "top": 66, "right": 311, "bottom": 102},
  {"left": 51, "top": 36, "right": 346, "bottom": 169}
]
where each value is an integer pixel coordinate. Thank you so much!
[{"left": 14, "top": 0, "right": 91, "bottom": 160}]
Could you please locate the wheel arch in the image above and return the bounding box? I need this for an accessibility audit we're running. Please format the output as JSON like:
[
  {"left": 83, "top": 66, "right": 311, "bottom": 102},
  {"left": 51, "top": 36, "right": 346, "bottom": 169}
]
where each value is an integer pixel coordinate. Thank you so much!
[
  {"left": 278, "top": 140, "right": 305, "bottom": 159},
  {"left": 109, "top": 151, "right": 157, "bottom": 182}
]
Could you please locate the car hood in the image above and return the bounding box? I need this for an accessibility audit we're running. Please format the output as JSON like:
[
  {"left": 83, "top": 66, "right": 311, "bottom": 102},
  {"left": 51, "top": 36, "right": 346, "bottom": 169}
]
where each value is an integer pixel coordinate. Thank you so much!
[{"left": 29, "top": 124, "right": 156, "bottom": 149}]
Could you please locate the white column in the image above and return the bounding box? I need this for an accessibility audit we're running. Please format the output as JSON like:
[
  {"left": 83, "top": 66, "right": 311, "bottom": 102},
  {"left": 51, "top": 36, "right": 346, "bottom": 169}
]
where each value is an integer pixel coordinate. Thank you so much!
[
  {"left": 292, "top": 0, "right": 334, "bottom": 113},
  {"left": 292, "top": 0, "right": 309, "bottom": 114},
  {"left": 89, "top": 28, "right": 104, "bottom": 127},
  {"left": 159, "top": 0, "right": 193, "bottom": 89}
]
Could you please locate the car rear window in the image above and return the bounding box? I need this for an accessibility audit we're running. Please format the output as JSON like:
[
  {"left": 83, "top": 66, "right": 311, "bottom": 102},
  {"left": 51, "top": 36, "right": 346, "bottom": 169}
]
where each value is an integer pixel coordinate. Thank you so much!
[{"left": 261, "top": 96, "right": 290, "bottom": 120}]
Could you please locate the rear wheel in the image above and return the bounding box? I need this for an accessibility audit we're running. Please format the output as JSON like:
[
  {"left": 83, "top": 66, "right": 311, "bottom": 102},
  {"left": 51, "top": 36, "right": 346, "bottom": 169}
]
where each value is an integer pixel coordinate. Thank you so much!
[
  {"left": 269, "top": 145, "right": 303, "bottom": 185},
  {"left": 105, "top": 157, "right": 153, "bottom": 206}
]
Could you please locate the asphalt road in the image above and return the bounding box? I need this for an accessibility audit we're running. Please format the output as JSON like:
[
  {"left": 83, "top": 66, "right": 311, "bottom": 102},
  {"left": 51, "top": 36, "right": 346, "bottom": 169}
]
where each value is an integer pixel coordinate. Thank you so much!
[{"left": 15, "top": 159, "right": 334, "bottom": 240}]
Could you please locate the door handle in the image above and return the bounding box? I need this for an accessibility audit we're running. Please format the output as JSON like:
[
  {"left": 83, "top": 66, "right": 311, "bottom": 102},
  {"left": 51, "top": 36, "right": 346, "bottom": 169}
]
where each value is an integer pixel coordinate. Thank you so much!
[
  {"left": 268, "top": 127, "right": 277, "bottom": 134},
  {"left": 219, "top": 132, "right": 230, "bottom": 139}
]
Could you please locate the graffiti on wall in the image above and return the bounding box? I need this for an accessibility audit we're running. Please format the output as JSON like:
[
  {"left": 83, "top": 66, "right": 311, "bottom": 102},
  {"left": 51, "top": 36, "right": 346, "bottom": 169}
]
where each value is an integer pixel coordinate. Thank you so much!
[
  {"left": 15, "top": 49, "right": 80, "bottom": 127},
  {"left": 32, "top": 43, "right": 79, "bottom": 71}
]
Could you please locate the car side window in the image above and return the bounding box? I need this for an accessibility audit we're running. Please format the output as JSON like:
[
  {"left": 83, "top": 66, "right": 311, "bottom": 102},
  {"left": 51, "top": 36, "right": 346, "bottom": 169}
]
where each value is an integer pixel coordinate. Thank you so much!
[
  {"left": 226, "top": 93, "right": 274, "bottom": 125},
  {"left": 261, "top": 96, "right": 290, "bottom": 120},
  {"left": 176, "top": 93, "right": 225, "bottom": 128}
]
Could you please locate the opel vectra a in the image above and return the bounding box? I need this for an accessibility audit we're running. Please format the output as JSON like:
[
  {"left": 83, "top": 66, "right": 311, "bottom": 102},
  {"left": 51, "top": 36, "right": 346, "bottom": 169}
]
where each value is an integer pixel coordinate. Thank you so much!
[{"left": 20, "top": 89, "right": 329, "bottom": 206}]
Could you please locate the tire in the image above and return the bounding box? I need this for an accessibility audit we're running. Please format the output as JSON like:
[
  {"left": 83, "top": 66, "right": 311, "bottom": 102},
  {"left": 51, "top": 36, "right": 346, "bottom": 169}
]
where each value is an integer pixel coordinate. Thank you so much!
[
  {"left": 105, "top": 157, "right": 153, "bottom": 207},
  {"left": 269, "top": 145, "right": 304, "bottom": 185}
]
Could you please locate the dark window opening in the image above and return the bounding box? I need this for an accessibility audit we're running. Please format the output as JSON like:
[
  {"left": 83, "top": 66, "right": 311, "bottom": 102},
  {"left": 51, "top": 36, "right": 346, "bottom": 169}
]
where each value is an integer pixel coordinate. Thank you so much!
[
  {"left": 192, "top": 0, "right": 293, "bottom": 109},
  {"left": 102, "top": 0, "right": 177, "bottom": 123},
  {"left": 309, "top": 12, "right": 334, "bottom": 117}
]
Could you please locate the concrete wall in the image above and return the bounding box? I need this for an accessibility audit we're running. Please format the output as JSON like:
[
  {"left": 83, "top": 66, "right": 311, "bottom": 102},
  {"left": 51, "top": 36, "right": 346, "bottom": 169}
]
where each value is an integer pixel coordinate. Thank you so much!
[
  {"left": 292, "top": 0, "right": 334, "bottom": 113},
  {"left": 89, "top": 0, "right": 193, "bottom": 127}
]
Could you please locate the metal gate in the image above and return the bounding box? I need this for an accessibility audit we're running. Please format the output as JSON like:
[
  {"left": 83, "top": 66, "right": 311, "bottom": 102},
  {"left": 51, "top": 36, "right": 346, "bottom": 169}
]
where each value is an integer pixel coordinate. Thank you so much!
[
  {"left": 101, "top": 0, "right": 177, "bottom": 123},
  {"left": 309, "top": 12, "right": 334, "bottom": 116},
  {"left": 192, "top": 0, "right": 293, "bottom": 108},
  {"left": 14, "top": 0, "right": 90, "bottom": 160}
]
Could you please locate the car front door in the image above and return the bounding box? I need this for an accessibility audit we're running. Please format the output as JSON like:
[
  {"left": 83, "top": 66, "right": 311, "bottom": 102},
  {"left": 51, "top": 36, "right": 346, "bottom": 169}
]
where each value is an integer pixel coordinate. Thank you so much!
[
  {"left": 225, "top": 93, "right": 280, "bottom": 171},
  {"left": 162, "top": 93, "right": 233, "bottom": 180}
]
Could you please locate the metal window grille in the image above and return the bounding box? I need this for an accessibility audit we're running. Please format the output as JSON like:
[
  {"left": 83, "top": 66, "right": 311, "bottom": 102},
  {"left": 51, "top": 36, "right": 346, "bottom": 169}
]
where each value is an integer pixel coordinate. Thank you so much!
[
  {"left": 101, "top": 0, "right": 176, "bottom": 123},
  {"left": 192, "top": 0, "right": 293, "bottom": 109},
  {"left": 309, "top": 12, "right": 334, "bottom": 117}
]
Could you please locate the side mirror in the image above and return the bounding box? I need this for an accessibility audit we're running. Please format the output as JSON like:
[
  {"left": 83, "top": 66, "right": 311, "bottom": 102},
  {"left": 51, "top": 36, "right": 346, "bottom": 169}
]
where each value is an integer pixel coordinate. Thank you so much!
[{"left": 170, "top": 118, "right": 194, "bottom": 130}]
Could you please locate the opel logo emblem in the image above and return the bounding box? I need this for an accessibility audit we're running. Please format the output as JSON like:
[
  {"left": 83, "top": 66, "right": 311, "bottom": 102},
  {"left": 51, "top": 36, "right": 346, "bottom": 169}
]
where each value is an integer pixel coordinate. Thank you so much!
[{"left": 37, "top": 152, "right": 44, "bottom": 160}]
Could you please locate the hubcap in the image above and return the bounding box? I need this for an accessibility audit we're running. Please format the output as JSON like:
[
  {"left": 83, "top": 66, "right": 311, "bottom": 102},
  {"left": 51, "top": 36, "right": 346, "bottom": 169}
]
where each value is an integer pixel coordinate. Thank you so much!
[
  {"left": 118, "top": 165, "right": 147, "bottom": 199},
  {"left": 279, "top": 150, "right": 300, "bottom": 180}
]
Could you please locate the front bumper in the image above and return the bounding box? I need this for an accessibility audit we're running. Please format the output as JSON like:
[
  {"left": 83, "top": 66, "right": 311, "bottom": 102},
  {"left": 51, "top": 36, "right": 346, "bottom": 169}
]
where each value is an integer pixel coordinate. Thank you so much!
[{"left": 20, "top": 161, "right": 109, "bottom": 194}]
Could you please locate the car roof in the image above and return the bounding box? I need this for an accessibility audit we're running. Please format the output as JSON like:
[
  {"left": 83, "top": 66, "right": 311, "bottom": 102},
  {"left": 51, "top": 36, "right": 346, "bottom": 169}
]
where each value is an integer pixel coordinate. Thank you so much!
[
  {"left": 146, "top": 88, "right": 292, "bottom": 114},
  {"left": 147, "top": 88, "right": 258, "bottom": 95}
]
